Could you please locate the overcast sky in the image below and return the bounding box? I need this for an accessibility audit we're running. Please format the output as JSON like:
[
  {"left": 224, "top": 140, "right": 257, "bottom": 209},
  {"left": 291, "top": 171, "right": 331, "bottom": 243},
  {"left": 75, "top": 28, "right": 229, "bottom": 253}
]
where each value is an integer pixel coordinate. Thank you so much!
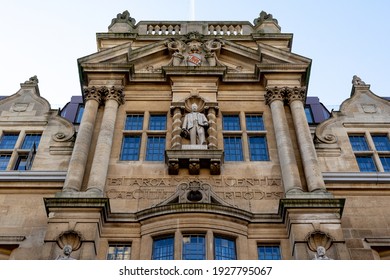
[{"left": 1, "top": 0, "right": 389, "bottom": 110}]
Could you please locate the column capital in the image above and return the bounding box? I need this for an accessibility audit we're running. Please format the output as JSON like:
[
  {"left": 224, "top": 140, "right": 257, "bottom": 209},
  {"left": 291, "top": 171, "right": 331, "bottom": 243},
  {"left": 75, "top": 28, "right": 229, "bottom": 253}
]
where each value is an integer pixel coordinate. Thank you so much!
[
  {"left": 265, "top": 86, "right": 284, "bottom": 105},
  {"left": 285, "top": 86, "right": 307, "bottom": 105},
  {"left": 83, "top": 86, "right": 104, "bottom": 104},
  {"left": 105, "top": 86, "right": 125, "bottom": 105}
]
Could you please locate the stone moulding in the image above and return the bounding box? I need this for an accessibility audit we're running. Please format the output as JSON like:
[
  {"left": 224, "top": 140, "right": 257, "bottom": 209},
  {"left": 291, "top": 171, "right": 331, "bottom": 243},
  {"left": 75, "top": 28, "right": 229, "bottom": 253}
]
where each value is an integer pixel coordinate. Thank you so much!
[
  {"left": 43, "top": 197, "right": 345, "bottom": 224},
  {"left": 165, "top": 149, "right": 224, "bottom": 175}
]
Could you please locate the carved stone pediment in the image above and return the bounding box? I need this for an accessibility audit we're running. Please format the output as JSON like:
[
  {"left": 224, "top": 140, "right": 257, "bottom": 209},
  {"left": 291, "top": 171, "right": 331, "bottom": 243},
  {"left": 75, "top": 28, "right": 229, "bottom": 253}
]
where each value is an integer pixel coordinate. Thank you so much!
[{"left": 156, "top": 180, "right": 233, "bottom": 207}]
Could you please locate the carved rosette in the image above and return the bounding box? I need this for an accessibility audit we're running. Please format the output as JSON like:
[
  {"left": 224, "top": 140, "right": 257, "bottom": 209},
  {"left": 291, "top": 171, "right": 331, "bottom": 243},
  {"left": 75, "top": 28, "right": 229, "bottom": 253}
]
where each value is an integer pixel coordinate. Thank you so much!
[
  {"left": 83, "top": 86, "right": 104, "bottom": 104},
  {"left": 170, "top": 105, "right": 184, "bottom": 149},
  {"left": 285, "top": 86, "right": 307, "bottom": 105},
  {"left": 265, "top": 87, "right": 284, "bottom": 105},
  {"left": 105, "top": 86, "right": 125, "bottom": 105},
  {"left": 206, "top": 106, "right": 219, "bottom": 150}
]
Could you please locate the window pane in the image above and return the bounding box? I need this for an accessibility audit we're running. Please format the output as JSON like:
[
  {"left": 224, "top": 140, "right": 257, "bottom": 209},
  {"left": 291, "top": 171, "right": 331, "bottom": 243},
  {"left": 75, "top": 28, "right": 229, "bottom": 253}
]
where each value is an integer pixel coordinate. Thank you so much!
[
  {"left": 249, "top": 136, "right": 269, "bottom": 161},
  {"left": 21, "top": 134, "right": 41, "bottom": 150},
  {"left": 214, "top": 236, "right": 236, "bottom": 260},
  {"left": 182, "top": 235, "right": 206, "bottom": 260},
  {"left": 0, "top": 133, "right": 19, "bottom": 149},
  {"left": 125, "top": 114, "right": 144, "bottom": 130},
  {"left": 356, "top": 156, "right": 377, "bottom": 172},
  {"left": 223, "top": 115, "right": 240, "bottom": 131},
  {"left": 0, "top": 155, "right": 11, "bottom": 170},
  {"left": 107, "top": 244, "right": 131, "bottom": 260},
  {"left": 372, "top": 135, "right": 390, "bottom": 151},
  {"left": 304, "top": 107, "right": 314, "bottom": 124},
  {"left": 246, "top": 115, "right": 265, "bottom": 131},
  {"left": 14, "top": 155, "right": 28, "bottom": 170},
  {"left": 258, "top": 245, "right": 281, "bottom": 260},
  {"left": 223, "top": 137, "right": 243, "bottom": 161},
  {"left": 349, "top": 135, "right": 369, "bottom": 151},
  {"left": 152, "top": 236, "right": 174, "bottom": 260},
  {"left": 380, "top": 157, "right": 390, "bottom": 172},
  {"left": 149, "top": 115, "right": 167, "bottom": 130},
  {"left": 120, "top": 136, "right": 141, "bottom": 160},
  {"left": 75, "top": 105, "right": 84, "bottom": 123},
  {"left": 146, "top": 136, "right": 166, "bottom": 161}
]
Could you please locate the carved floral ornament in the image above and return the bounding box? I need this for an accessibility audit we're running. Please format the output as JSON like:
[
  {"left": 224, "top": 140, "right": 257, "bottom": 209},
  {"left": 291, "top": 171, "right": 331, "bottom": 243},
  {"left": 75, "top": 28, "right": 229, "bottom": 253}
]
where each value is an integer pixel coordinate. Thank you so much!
[
  {"left": 83, "top": 86, "right": 124, "bottom": 105},
  {"left": 166, "top": 33, "right": 224, "bottom": 67},
  {"left": 265, "top": 86, "right": 307, "bottom": 105}
]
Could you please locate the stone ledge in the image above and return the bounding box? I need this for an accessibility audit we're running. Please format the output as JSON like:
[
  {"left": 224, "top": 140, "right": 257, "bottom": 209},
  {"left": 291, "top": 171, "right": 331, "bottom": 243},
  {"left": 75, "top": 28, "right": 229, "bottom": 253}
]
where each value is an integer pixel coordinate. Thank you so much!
[{"left": 165, "top": 149, "right": 223, "bottom": 175}]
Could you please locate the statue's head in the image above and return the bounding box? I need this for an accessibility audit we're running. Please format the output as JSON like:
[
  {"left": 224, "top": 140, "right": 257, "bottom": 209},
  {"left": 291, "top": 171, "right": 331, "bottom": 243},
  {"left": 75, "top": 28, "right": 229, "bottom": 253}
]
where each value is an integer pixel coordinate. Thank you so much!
[
  {"left": 191, "top": 103, "right": 198, "bottom": 112},
  {"left": 63, "top": 245, "right": 72, "bottom": 256},
  {"left": 317, "top": 246, "right": 326, "bottom": 256}
]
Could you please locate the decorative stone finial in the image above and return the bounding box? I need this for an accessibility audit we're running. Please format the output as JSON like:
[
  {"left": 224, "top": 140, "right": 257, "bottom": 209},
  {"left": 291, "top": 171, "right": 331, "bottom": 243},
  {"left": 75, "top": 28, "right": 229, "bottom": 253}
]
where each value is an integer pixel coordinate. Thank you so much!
[
  {"left": 352, "top": 75, "right": 366, "bottom": 86},
  {"left": 24, "top": 75, "right": 39, "bottom": 84},
  {"left": 253, "top": 11, "right": 281, "bottom": 33},
  {"left": 254, "top": 11, "right": 278, "bottom": 25},
  {"left": 108, "top": 10, "right": 136, "bottom": 32}
]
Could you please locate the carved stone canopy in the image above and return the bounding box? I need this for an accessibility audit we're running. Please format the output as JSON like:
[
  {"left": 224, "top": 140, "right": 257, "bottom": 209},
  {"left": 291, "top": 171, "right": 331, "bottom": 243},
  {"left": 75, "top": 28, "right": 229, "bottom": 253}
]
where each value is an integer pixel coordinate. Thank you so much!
[
  {"left": 305, "top": 230, "right": 334, "bottom": 252},
  {"left": 56, "top": 230, "right": 82, "bottom": 251}
]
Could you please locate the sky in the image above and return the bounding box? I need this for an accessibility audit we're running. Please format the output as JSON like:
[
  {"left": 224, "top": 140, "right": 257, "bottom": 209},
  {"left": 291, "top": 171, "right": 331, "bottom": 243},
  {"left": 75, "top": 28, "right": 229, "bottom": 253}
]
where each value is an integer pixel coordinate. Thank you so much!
[{"left": 1, "top": 0, "right": 389, "bottom": 110}]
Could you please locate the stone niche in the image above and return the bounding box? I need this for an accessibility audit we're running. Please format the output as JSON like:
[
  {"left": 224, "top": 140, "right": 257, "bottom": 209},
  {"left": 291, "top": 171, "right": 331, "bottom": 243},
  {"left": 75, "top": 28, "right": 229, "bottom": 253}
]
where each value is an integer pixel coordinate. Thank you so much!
[{"left": 166, "top": 96, "right": 223, "bottom": 175}]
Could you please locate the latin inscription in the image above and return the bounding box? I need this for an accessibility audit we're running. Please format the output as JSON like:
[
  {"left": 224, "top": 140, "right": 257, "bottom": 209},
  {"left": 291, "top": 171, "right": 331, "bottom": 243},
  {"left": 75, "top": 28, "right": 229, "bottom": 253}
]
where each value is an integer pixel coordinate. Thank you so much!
[{"left": 105, "top": 176, "right": 283, "bottom": 201}]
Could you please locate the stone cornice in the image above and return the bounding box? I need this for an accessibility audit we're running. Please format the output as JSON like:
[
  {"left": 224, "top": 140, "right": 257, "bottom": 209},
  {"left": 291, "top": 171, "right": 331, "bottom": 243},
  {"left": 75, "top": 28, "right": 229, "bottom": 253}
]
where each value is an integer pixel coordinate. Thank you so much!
[{"left": 43, "top": 197, "right": 345, "bottom": 223}]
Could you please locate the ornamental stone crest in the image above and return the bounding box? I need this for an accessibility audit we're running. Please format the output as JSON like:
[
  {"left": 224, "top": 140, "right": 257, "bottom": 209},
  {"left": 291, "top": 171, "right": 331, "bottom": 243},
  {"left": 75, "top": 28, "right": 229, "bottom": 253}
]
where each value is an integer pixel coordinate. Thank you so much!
[{"left": 167, "top": 33, "right": 224, "bottom": 67}]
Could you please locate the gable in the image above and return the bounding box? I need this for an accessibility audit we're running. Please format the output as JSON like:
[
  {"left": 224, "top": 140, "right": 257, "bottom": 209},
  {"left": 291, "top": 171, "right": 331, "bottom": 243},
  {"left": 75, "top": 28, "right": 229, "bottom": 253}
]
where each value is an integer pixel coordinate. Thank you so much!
[{"left": 78, "top": 35, "right": 311, "bottom": 85}]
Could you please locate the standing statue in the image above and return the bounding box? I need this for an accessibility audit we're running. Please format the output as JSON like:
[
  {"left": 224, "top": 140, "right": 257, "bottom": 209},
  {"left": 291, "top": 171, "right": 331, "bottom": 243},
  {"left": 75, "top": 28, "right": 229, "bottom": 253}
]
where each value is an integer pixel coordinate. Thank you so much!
[
  {"left": 56, "top": 244, "right": 76, "bottom": 260},
  {"left": 312, "top": 246, "right": 332, "bottom": 260},
  {"left": 182, "top": 103, "right": 209, "bottom": 145}
]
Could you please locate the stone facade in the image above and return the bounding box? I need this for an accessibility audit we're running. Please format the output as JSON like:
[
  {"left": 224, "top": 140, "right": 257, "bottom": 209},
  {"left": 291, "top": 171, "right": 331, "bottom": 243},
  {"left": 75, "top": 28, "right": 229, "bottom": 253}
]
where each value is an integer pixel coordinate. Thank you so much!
[{"left": 0, "top": 11, "right": 389, "bottom": 260}]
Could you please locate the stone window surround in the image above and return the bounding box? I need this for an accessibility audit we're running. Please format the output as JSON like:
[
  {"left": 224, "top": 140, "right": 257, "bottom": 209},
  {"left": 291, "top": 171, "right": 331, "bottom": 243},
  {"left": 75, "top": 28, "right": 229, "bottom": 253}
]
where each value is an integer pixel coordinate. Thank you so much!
[
  {"left": 120, "top": 111, "right": 167, "bottom": 162},
  {"left": 151, "top": 230, "right": 239, "bottom": 260},
  {"left": 0, "top": 130, "right": 42, "bottom": 171},
  {"left": 348, "top": 131, "right": 390, "bottom": 172},
  {"left": 222, "top": 111, "right": 268, "bottom": 162}
]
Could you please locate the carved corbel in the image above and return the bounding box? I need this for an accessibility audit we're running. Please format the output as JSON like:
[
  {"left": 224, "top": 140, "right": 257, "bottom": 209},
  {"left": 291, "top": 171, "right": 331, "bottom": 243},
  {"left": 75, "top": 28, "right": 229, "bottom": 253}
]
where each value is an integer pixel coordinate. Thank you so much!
[
  {"left": 168, "top": 158, "right": 180, "bottom": 175},
  {"left": 210, "top": 159, "right": 221, "bottom": 175},
  {"left": 188, "top": 159, "right": 200, "bottom": 175}
]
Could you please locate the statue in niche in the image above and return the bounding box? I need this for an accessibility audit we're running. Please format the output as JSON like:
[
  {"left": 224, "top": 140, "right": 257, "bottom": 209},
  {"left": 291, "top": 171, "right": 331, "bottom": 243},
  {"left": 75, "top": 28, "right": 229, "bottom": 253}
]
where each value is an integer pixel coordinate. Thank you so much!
[
  {"left": 181, "top": 103, "right": 209, "bottom": 145},
  {"left": 312, "top": 246, "right": 332, "bottom": 260},
  {"left": 56, "top": 244, "right": 76, "bottom": 260}
]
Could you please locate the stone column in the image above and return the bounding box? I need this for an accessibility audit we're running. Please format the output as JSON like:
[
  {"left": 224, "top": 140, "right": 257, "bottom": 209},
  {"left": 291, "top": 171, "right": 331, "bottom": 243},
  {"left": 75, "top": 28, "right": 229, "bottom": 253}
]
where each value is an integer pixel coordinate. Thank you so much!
[
  {"left": 86, "top": 86, "right": 124, "bottom": 195},
  {"left": 206, "top": 105, "right": 218, "bottom": 150},
  {"left": 265, "top": 87, "right": 303, "bottom": 194},
  {"left": 286, "top": 87, "right": 326, "bottom": 192},
  {"left": 62, "top": 86, "right": 103, "bottom": 192},
  {"left": 170, "top": 105, "right": 184, "bottom": 150}
]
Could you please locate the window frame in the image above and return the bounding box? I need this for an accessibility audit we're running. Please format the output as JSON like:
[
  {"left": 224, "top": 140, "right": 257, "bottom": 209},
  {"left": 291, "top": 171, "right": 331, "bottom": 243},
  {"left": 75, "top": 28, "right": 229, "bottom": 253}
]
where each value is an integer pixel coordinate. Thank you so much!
[
  {"left": 349, "top": 132, "right": 390, "bottom": 172},
  {"left": 106, "top": 243, "right": 131, "bottom": 260},
  {"left": 257, "top": 244, "right": 282, "bottom": 260},
  {"left": 214, "top": 235, "right": 237, "bottom": 260},
  {"left": 152, "top": 235, "right": 175, "bottom": 260},
  {"left": 222, "top": 113, "right": 269, "bottom": 162}
]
